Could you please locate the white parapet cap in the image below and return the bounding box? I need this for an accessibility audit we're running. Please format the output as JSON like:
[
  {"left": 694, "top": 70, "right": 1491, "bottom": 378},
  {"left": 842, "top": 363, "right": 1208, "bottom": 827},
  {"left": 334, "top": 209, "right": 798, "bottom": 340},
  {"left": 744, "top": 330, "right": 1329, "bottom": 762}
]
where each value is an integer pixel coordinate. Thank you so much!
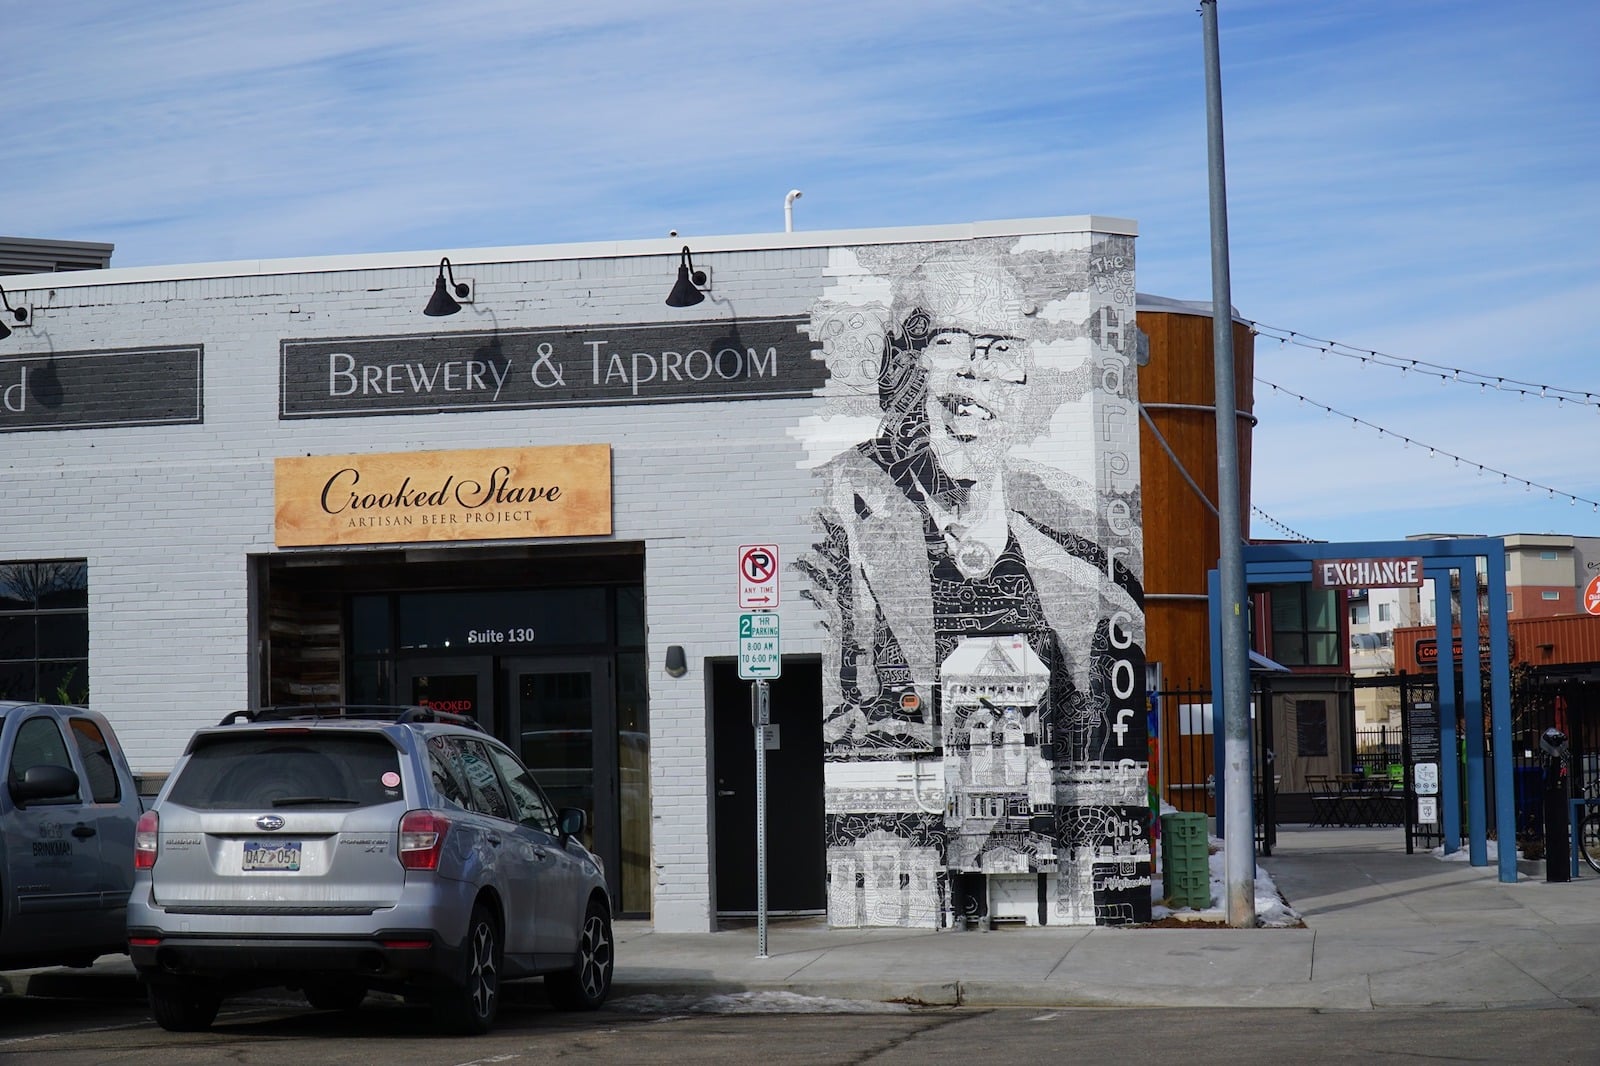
[
  {"left": 1134, "top": 291, "right": 1248, "bottom": 325},
  {"left": 1, "top": 214, "right": 1138, "bottom": 293}
]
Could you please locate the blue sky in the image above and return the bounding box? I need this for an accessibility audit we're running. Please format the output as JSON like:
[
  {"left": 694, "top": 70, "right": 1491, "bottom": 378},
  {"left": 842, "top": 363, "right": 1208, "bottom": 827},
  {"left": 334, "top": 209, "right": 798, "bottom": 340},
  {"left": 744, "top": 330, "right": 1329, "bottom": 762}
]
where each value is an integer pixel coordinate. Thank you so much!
[{"left": 8, "top": 1, "right": 1596, "bottom": 545}]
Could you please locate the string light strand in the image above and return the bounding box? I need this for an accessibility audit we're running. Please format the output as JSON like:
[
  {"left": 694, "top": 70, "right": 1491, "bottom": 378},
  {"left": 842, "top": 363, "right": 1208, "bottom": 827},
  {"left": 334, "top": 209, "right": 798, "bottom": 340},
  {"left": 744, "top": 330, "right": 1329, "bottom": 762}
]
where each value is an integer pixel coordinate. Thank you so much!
[
  {"left": 1248, "top": 321, "right": 1598, "bottom": 409},
  {"left": 1257, "top": 377, "right": 1600, "bottom": 511},
  {"left": 1251, "top": 504, "right": 1318, "bottom": 543}
]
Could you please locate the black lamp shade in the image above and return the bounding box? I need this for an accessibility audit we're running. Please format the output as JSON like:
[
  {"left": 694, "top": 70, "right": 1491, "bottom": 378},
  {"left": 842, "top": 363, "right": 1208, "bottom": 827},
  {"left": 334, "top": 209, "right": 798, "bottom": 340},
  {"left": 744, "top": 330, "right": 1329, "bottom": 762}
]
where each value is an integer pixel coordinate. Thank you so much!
[
  {"left": 423, "top": 276, "right": 462, "bottom": 317},
  {"left": 664, "top": 645, "right": 688, "bottom": 677},
  {"left": 665, "top": 265, "right": 705, "bottom": 308},
  {"left": 0, "top": 286, "right": 23, "bottom": 339}
]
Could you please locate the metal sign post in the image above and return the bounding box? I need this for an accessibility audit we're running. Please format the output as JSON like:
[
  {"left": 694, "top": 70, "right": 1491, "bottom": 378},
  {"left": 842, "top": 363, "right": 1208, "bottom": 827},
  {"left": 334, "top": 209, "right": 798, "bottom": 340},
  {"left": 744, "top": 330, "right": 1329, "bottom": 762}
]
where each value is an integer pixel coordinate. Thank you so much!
[{"left": 751, "top": 679, "right": 771, "bottom": 958}]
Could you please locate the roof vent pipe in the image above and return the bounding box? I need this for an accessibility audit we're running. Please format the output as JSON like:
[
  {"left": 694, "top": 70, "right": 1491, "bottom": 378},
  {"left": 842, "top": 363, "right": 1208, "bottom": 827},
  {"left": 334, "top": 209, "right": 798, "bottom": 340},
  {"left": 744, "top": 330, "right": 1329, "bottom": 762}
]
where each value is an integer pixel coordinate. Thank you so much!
[{"left": 784, "top": 189, "right": 803, "bottom": 233}]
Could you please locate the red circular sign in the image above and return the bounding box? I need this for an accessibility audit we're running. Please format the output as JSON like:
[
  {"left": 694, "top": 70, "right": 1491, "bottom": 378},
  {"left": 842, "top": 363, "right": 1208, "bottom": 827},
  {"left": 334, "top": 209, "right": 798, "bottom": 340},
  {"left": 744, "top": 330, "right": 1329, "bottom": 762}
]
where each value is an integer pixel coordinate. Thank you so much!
[
  {"left": 741, "top": 547, "right": 775, "bottom": 582},
  {"left": 1584, "top": 574, "right": 1600, "bottom": 616}
]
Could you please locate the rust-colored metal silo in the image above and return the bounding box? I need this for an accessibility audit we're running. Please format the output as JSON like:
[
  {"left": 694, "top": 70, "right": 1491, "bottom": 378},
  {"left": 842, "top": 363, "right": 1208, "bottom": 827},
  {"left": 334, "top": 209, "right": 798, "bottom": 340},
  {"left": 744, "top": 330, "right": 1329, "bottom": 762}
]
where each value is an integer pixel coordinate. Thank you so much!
[{"left": 1137, "top": 296, "right": 1255, "bottom": 808}]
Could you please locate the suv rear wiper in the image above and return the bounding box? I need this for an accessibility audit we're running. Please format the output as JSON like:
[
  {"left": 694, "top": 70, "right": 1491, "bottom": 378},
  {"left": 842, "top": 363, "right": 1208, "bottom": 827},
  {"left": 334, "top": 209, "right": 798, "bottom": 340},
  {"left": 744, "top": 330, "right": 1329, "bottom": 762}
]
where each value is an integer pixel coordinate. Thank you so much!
[{"left": 269, "top": 796, "right": 362, "bottom": 807}]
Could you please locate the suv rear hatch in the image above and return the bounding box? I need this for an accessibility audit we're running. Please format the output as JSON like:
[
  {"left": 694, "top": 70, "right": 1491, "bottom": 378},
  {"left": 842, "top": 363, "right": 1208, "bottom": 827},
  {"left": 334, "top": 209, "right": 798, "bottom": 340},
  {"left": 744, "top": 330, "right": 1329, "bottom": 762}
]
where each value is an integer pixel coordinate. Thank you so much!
[{"left": 150, "top": 729, "right": 412, "bottom": 913}]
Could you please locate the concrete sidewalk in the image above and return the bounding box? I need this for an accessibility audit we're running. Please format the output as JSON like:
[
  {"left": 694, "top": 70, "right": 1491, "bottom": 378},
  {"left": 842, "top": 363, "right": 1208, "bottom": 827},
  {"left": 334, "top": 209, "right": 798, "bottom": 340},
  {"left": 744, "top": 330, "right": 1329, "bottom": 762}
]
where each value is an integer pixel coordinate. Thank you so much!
[
  {"left": 8, "top": 827, "right": 1600, "bottom": 1011},
  {"left": 612, "top": 827, "right": 1600, "bottom": 1010}
]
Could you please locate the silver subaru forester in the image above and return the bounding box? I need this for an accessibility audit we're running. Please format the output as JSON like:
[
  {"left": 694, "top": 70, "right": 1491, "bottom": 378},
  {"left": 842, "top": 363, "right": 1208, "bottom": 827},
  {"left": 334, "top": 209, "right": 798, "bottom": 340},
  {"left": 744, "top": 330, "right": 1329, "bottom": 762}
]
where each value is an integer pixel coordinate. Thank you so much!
[{"left": 126, "top": 706, "right": 613, "bottom": 1033}]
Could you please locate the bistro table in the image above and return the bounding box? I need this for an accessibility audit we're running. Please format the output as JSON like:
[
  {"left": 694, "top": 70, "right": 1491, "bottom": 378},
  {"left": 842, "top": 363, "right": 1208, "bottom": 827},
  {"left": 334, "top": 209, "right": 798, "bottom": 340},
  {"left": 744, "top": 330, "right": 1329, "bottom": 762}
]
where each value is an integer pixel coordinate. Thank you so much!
[
  {"left": 1335, "top": 773, "right": 1403, "bottom": 826},
  {"left": 1307, "top": 774, "right": 1348, "bottom": 826}
]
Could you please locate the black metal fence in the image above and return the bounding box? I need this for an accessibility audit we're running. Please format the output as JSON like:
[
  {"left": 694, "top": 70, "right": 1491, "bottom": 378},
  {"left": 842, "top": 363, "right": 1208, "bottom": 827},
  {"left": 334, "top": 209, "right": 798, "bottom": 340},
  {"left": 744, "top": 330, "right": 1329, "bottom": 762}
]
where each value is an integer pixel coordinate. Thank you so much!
[
  {"left": 1153, "top": 682, "right": 1274, "bottom": 853},
  {"left": 1347, "top": 671, "right": 1599, "bottom": 857},
  {"left": 1154, "top": 670, "right": 1600, "bottom": 859},
  {"left": 1353, "top": 724, "right": 1403, "bottom": 778},
  {"left": 1500, "top": 674, "right": 1600, "bottom": 856},
  {"left": 1154, "top": 683, "right": 1215, "bottom": 818}
]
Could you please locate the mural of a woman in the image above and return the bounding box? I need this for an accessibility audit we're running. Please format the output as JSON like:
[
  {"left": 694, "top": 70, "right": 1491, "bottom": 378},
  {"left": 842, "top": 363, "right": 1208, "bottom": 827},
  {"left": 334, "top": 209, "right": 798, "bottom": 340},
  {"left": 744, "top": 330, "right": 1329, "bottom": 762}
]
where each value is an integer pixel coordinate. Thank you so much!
[{"left": 796, "top": 236, "right": 1150, "bottom": 927}]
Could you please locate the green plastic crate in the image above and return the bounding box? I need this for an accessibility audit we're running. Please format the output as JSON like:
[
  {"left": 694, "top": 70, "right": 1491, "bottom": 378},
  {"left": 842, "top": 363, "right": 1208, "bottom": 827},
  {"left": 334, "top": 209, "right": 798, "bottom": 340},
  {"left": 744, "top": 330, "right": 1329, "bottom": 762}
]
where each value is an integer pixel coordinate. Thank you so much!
[
  {"left": 1159, "top": 812, "right": 1208, "bottom": 864},
  {"left": 1163, "top": 839, "right": 1208, "bottom": 876},
  {"left": 1163, "top": 831, "right": 1209, "bottom": 858},
  {"left": 1164, "top": 868, "right": 1210, "bottom": 909},
  {"left": 1159, "top": 812, "right": 1211, "bottom": 909},
  {"left": 1160, "top": 811, "right": 1208, "bottom": 841}
]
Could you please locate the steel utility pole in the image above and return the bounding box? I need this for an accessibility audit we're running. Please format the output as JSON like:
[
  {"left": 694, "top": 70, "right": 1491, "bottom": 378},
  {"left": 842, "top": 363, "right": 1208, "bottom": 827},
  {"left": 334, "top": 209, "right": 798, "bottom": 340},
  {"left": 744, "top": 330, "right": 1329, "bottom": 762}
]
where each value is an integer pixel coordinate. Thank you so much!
[{"left": 1201, "top": 0, "right": 1256, "bottom": 928}]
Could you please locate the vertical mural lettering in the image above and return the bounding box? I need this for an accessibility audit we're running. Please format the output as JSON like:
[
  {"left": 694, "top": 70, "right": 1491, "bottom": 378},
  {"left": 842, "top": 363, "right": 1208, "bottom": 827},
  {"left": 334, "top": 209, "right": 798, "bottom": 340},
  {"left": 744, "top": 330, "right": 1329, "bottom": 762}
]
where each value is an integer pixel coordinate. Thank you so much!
[{"left": 793, "top": 234, "right": 1150, "bottom": 928}]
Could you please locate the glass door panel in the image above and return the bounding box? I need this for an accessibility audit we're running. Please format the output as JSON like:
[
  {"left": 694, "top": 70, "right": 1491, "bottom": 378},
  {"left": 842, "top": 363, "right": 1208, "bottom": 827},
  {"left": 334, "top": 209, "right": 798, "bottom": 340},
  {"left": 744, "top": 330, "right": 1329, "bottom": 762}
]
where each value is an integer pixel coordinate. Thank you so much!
[
  {"left": 614, "top": 652, "right": 651, "bottom": 921},
  {"left": 516, "top": 669, "right": 597, "bottom": 831},
  {"left": 399, "top": 657, "right": 493, "bottom": 732},
  {"left": 505, "top": 656, "right": 622, "bottom": 907}
]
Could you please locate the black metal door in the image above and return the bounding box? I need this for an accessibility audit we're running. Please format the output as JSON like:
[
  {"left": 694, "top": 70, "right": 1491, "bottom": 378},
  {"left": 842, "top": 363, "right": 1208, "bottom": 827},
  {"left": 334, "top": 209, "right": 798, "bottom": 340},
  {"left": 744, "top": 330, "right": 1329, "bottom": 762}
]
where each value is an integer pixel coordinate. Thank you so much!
[{"left": 711, "top": 658, "right": 825, "bottom": 916}]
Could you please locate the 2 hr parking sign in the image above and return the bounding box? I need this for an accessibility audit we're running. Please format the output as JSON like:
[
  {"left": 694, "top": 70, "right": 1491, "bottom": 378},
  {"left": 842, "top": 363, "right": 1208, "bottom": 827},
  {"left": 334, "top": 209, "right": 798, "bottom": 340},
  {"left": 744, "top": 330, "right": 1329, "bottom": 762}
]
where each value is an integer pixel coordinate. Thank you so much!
[{"left": 738, "top": 612, "right": 781, "bottom": 679}]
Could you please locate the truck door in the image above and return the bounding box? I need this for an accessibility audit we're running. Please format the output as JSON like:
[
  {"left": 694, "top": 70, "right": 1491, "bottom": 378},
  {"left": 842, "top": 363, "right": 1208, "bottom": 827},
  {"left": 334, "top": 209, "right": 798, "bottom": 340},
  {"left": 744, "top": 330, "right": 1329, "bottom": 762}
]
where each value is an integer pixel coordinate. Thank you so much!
[
  {"left": 2, "top": 710, "right": 106, "bottom": 958},
  {"left": 64, "top": 712, "right": 138, "bottom": 937}
]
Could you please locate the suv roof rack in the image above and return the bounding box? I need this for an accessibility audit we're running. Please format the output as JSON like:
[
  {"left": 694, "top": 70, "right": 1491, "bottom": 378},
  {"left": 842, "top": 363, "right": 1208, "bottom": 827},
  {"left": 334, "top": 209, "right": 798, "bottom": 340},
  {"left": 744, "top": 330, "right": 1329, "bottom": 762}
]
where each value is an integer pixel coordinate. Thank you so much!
[{"left": 216, "top": 705, "right": 486, "bottom": 732}]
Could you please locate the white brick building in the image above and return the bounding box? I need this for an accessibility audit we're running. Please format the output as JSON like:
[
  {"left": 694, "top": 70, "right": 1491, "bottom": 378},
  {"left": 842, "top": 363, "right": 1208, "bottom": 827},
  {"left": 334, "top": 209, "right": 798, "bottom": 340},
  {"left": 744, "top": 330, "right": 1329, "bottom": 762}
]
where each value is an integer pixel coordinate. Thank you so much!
[{"left": 0, "top": 217, "right": 1147, "bottom": 931}]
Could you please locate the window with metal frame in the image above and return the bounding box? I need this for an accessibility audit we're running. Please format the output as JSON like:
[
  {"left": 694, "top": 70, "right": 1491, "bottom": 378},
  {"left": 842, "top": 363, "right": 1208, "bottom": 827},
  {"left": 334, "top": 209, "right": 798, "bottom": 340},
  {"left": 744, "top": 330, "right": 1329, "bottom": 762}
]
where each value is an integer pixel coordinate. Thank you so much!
[
  {"left": 0, "top": 561, "right": 88, "bottom": 704},
  {"left": 1267, "top": 583, "right": 1340, "bottom": 667}
]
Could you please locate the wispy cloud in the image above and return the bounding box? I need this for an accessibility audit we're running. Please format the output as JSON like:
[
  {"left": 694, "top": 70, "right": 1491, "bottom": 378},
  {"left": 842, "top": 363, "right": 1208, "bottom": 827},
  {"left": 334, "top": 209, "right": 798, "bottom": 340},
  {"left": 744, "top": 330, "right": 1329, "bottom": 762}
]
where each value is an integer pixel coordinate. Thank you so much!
[{"left": 5, "top": 0, "right": 1595, "bottom": 544}]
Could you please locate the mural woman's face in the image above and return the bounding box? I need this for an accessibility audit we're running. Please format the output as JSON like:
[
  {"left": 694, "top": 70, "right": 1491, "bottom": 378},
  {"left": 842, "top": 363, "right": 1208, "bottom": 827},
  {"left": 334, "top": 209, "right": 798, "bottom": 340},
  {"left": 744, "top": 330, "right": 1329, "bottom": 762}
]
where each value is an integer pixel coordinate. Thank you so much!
[{"left": 921, "top": 326, "right": 1031, "bottom": 482}]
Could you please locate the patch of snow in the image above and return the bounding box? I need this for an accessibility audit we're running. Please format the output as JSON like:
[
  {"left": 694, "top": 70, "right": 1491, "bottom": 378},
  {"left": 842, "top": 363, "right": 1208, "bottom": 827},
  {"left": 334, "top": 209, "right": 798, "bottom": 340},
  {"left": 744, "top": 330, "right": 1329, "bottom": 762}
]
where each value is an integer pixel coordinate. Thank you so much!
[
  {"left": 609, "top": 991, "right": 913, "bottom": 1015},
  {"left": 1431, "top": 839, "right": 1520, "bottom": 862}
]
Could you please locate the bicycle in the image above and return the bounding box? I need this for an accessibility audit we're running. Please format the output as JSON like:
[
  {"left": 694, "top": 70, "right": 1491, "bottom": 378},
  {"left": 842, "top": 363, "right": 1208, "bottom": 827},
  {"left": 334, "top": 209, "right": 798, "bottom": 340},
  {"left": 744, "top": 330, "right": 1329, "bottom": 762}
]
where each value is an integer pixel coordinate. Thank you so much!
[{"left": 1577, "top": 781, "right": 1600, "bottom": 875}]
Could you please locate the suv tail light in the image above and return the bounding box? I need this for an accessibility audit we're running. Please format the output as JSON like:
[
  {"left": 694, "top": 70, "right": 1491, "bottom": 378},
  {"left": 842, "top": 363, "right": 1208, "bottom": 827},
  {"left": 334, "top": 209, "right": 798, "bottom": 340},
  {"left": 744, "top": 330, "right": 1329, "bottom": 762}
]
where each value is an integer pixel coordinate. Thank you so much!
[
  {"left": 134, "top": 809, "right": 159, "bottom": 869},
  {"left": 399, "top": 810, "right": 450, "bottom": 870}
]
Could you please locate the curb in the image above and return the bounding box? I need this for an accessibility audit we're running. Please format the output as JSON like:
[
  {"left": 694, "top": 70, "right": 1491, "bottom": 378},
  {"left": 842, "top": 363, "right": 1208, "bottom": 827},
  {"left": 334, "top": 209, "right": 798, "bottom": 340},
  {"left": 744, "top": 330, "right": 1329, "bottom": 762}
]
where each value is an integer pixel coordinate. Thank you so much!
[
  {"left": 3, "top": 969, "right": 1574, "bottom": 1013},
  {"left": 0, "top": 967, "right": 143, "bottom": 1000}
]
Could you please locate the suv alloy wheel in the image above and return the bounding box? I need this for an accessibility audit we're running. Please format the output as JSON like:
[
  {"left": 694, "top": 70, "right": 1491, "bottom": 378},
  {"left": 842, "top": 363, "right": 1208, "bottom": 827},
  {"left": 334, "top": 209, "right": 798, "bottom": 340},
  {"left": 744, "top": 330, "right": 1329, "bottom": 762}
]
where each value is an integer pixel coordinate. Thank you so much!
[{"left": 545, "top": 897, "right": 614, "bottom": 1010}]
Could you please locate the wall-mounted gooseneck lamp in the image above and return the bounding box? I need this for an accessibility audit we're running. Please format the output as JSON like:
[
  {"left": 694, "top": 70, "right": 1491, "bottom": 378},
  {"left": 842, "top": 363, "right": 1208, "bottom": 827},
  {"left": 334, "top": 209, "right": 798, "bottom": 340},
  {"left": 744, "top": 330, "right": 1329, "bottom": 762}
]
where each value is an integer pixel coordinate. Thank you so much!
[
  {"left": 664, "top": 645, "right": 688, "bottom": 678},
  {"left": 423, "top": 257, "right": 473, "bottom": 317},
  {"left": 0, "top": 284, "right": 30, "bottom": 341},
  {"left": 664, "top": 246, "right": 708, "bottom": 308}
]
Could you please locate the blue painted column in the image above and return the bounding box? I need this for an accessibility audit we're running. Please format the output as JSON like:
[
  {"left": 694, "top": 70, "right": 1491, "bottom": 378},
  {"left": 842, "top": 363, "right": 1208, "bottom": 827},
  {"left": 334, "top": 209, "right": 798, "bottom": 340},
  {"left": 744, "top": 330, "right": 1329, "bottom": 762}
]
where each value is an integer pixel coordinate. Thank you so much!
[
  {"left": 1485, "top": 543, "right": 1516, "bottom": 883},
  {"left": 1433, "top": 575, "right": 1460, "bottom": 855},
  {"left": 1460, "top": 573, "right": 1487, "bottom": 866}
]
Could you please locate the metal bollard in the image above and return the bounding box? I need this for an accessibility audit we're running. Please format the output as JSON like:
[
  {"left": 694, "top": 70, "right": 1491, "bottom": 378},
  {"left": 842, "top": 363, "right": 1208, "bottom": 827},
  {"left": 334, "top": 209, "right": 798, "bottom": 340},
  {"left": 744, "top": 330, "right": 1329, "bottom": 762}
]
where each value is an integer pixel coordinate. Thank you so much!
[{"left": 1542, "top": 728, "right": 1570, "bottom": 883}]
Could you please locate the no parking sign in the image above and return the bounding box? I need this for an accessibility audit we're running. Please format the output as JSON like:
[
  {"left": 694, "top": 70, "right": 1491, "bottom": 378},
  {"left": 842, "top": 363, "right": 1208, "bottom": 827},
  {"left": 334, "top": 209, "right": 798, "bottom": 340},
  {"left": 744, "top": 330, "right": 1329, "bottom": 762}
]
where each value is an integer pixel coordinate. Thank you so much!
[{"left": 738, "top": 544, "right": 780, "bottom": 608}]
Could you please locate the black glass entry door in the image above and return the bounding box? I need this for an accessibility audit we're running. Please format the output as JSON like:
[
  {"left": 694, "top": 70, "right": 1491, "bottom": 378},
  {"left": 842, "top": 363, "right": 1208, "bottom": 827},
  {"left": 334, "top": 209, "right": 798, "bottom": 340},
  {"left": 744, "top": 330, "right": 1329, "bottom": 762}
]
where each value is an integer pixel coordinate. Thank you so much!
[{"left": 503, "top": 656, "right": 621, "bottom": 905}]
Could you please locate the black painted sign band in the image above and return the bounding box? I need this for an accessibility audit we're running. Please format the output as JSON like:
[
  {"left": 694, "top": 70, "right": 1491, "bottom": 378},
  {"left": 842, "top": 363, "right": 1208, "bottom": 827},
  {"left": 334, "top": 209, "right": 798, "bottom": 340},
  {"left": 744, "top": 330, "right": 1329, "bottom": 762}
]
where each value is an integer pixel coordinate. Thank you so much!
[
  {"left": 0, "top": 347, "right": 204, "bottom": 432},
  {"left": 280, "top": 316, "right": 824, "bottom": 419}
]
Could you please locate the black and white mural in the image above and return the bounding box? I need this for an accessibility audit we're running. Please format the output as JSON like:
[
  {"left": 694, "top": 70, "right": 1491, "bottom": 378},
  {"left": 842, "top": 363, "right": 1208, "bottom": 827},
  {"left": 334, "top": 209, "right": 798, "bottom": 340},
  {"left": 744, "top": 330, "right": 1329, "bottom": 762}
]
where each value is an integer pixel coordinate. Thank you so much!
[{"left": 794, "top": 234, "right": 1150, "bottom": 927}]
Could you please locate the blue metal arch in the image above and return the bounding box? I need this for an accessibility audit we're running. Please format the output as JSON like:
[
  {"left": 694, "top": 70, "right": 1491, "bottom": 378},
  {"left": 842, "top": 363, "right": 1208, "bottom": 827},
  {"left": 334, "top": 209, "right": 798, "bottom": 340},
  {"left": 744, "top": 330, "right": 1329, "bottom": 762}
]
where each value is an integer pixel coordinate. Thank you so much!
[{"left": 1209, "top": 537, "right": 1515, "bottom": 882}]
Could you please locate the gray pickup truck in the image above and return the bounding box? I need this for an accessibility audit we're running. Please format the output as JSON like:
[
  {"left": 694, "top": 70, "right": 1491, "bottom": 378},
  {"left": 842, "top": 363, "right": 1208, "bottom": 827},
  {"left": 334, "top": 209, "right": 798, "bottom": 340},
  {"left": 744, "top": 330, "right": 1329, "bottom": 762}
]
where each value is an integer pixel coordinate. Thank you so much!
[{"left": 1, "top": 701, "right": 141, "bottom": 970}]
